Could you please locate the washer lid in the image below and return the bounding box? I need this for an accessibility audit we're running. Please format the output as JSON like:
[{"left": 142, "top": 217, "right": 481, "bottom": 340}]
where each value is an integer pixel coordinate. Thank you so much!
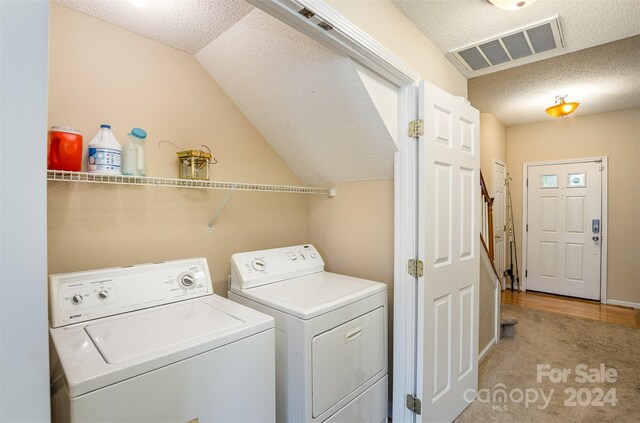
[
  {"left": 85, "top": 300, "right": 243, "bottom": 363},
  {"left": 230, "top": 272, "right": 386, "bottom": 319},
  {"left": 50, "top": 295, "right": 274, "bottom": 398}
]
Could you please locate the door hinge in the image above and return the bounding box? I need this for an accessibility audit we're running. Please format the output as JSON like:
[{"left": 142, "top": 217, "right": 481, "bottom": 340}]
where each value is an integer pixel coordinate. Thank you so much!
[
  {"left": 408, "top": 119, "right": 424, "bottom": 138},
  {"left": 525, "top": 269, "right": 528, "bottom": 278},
  {"left": 298, "top": 7, "right": 315, "bottom": 18},
  {"left": 406, "top": 394, "right": 422, "bottom": 415},
  {"left": 526, "top": 179, "right": 529, "bottom": 187},
  {"left": 408, "top": 259, "right": 424, "bottom": 277},
  {"left": 526, "top": 224, "right": 528, "bottom": 232}
]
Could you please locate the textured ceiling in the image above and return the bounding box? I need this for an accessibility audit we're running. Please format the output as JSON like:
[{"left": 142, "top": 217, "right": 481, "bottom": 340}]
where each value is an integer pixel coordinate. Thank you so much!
[
  {"left": 55, "top": 0, "right": 254, "bottom": 54},
  {"left": 392, "top": 0, "right": 640, "bottom": 74},
  {"left": 468, "top": 35, "right": 640, "bottom": 127},
  {"left": 196, "top": 9, "right": 396, "bottom": 184},
  {"left": 57, "top": 0, "right": 639, "bottom": 134},
  {"left": 393, "top": 0, "right": 640, "bottom": 126}
]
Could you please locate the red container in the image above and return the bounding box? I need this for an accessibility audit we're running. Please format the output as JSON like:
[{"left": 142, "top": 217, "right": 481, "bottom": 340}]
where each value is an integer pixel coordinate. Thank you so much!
[{"left": 48, "top": 126, "right": 83, "bottom": 171}]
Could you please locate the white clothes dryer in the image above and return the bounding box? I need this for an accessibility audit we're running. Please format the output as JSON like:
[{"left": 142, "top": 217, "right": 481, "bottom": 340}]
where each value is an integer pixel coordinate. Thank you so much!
[
  {"left": 228, "top": 245, "right": 388, "bottom": 423},
  {"left": 49, "top": 258, "right": 275, "bottom": 423}
]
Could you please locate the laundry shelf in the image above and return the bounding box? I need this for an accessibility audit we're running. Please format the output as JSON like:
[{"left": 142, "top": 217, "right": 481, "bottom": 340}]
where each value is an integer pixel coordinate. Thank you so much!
[{"left": 47, "top": 170, "right": 336, "bottom": 197}]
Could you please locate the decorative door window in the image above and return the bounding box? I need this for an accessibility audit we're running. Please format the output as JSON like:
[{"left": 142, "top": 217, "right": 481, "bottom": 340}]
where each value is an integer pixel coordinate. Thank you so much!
[
  {"left": 541, "top": 174, "right": 558, "bottom": 188},
  {"left": 567, "top": 173, "right": 586, "bottom": 187}
]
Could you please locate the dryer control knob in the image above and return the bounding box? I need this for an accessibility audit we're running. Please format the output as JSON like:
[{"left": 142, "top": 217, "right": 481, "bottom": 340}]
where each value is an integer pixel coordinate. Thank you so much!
[
  {"left": 71, "top": 294, "right": 83, "bottom": 305},
  {"left": 180, "top": 273, "right": 196, "bottom": 288},
  {"left": 252, "top": 259, "right": 266, "bottom": 271},
  {"left": 98, "top": 291, "right": 109, "bottom": 300}
]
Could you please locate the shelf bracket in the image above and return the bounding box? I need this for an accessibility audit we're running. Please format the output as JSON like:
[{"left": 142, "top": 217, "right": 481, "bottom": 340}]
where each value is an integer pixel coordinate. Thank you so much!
[{"left": 207, "top": 190, "right": 234, "bottom": 232}]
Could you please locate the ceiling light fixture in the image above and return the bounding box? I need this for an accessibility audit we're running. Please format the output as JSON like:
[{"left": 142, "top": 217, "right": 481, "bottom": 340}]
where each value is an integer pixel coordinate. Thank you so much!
[
  {"left": 488, "top": 0, "right": 538, "bottom": 10},
  {"left": 545, "top": 95, "right": 580, "bottom": 118},
  {"left": 130, "top": 0, "right": 146, "bottom": 8}
]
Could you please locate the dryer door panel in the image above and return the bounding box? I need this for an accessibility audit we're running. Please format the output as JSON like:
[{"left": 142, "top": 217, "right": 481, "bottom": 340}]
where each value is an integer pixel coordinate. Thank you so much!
[{"left": 312, "top": 307, "right": 385, "bottom": 417}]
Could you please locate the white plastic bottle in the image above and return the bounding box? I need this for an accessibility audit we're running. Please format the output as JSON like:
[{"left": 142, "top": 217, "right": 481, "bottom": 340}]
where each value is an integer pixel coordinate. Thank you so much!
[
  {"left": 88, "top": 124, "right": 122, "bottom": 174},
  {"left": 122, "top": 127, "right": 147, "bottom": 176}
]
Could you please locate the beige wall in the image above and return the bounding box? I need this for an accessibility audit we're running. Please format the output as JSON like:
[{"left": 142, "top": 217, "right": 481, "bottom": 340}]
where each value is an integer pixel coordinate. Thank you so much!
[
  {"left": 478, "top": 114, "right": 504, "bottom": 353},
  {"left": 479, "top": 253, "right": 497, "bottom": 353},
  {"left": 326, "top": 0, "right": 467, "bottom": 97},
  {"left": 47, "top": 4, "right": 307, "bottom": 295},
  {"left": 307, "top": 181, "right": 394, "bottom": 284},
  {"left": 507, "top": 108, "right": 640, "bottom": 304},
  {"left": 480, "top": 113, "right": 508, "bottom": 190}
]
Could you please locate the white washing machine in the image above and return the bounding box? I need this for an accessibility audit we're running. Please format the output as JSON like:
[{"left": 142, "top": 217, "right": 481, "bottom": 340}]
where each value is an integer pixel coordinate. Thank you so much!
[
  {"left": 228, "top": 245, "right": 388, "bottom": 423},
  {"left": 49, "top": 258, "right": 275, "bottom": 423}
]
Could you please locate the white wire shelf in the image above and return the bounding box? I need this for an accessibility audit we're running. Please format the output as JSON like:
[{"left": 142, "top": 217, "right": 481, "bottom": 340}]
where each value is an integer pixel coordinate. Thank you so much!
[{"left": 47, "top": 170, "right": 336, "bottom": 197}]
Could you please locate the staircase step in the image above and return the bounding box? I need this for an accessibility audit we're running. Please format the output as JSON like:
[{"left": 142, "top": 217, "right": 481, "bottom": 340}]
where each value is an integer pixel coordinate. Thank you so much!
[{"left": 500, "top": 318, "right": 518, "bottom": 339}]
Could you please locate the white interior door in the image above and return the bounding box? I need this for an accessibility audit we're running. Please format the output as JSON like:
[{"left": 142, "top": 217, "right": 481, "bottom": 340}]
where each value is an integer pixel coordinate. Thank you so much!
[
  {"left": 493, "top": 161, "right": 506, "bottom": 283},
  {"left": 416, "top": 81, "right": 479, "bottom": 422},
  {"left": 526, "top": 161, "right": 602, "bottom": 300}
]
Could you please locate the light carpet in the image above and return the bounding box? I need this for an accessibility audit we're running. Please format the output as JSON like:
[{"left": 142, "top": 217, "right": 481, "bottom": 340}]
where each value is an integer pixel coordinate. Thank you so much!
[{"left": 455, "top": 304, "right": 640, "bottom": 422}]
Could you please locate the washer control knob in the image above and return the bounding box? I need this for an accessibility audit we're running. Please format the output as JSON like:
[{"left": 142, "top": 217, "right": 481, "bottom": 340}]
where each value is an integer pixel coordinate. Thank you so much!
[
  {"left": 310, "top": 252, "right": 317, "bottom": 258},
  {"left": 71, "top": 294, "right": 83, "bottom": 305},
  {"left": 180, "top": 273, "right": 196, "bottom": 288},
  {"left": 252, "top": 259, "right": 266, "bottom": 271},
  {"left": 98, "top": 291, "right": 109, "bottom": 300}
]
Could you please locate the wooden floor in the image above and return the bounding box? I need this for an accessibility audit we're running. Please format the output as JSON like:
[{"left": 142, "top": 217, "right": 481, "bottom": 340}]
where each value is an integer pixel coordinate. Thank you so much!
[{"left": 502, "top": 290, "right": 640, "bottom": 329}]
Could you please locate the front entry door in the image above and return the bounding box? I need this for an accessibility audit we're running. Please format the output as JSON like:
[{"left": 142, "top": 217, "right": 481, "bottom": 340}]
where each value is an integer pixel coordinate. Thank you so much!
[
  {"left": 493, "top": 161, "right": 506, "bottom": 285},
  {"left": 416, "top": 81, "right": 479, "bottom": 422},
  {"left": 526, "top": 161, "right": 602, "bottom": 300}
]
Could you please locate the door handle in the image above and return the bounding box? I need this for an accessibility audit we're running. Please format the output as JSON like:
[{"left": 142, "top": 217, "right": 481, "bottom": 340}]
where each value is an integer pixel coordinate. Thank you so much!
[{"left": 592, "top": 236, "right": 600, "bottom": 241}]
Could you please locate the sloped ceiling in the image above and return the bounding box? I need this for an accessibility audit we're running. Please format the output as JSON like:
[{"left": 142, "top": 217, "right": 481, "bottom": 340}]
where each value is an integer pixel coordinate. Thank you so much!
[
  {"left": 56, "top": 0, "right": 397, "bottom": 185},
  {"left": 196, "top": 9, "right": 396, "bottom": 185}
]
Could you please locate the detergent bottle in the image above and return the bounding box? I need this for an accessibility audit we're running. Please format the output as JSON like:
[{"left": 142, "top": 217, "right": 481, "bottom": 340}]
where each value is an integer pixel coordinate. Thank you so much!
[{"left": 88, "top": 124, "right": 122, "bottom": 174}]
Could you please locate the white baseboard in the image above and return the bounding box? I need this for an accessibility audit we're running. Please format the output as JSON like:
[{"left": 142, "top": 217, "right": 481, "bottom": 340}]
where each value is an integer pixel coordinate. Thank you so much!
[
  {"left": 479, "top": 338, "right": 497, "bottom": 363},
  {"left": 605, "top": 299, "right": 640, "bottom": 309}
]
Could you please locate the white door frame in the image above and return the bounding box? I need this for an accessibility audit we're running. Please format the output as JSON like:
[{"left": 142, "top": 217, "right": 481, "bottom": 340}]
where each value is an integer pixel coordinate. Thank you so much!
[
  {"left": 246, "top": 1, "right": 422, "bottom": 420},
  {"left": 521, "top": 157, "right": 608, "bottom": 303},
  {"left": 246, "top": 0, "right": 420, "bottom": 85},
  {"left": 393, "top": 81, "right": 419, "bottom": 423}
]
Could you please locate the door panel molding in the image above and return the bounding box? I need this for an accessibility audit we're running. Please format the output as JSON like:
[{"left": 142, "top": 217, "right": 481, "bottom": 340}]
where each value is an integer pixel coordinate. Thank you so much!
[
  {"left": 521, "top": 157, "right": 608, "bottom": 303},
  {"left": 417, "top": 81, "right": 480, "bottom": 422}
]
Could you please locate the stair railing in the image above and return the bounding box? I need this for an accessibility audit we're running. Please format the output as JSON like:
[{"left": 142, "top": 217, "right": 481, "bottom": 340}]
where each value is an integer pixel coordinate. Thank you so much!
[{"left": 480, "top": 171, "right": 495, "bottom": 266}]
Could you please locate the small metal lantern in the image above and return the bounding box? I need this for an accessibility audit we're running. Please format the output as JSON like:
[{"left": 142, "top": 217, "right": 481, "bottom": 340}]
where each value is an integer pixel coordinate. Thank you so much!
[{"left": 176, "top": 150, "right": 212, "bottom": 180}]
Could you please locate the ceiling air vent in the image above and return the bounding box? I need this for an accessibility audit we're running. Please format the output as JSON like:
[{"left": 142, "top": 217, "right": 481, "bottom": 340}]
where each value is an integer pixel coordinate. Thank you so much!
[{"left": 450, "top": 17, "right": 564, "bottom": 76}]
